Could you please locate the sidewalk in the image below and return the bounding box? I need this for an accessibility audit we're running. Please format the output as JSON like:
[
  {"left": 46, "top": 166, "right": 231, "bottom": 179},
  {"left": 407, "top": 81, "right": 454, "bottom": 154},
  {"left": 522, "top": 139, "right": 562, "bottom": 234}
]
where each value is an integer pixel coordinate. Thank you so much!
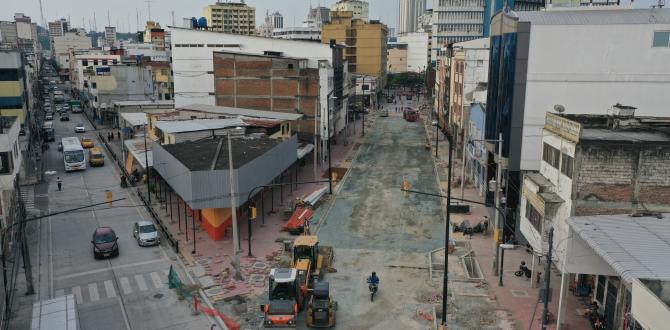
[{"left": 429, "top": 129, "right": 592, "bottom": 330}]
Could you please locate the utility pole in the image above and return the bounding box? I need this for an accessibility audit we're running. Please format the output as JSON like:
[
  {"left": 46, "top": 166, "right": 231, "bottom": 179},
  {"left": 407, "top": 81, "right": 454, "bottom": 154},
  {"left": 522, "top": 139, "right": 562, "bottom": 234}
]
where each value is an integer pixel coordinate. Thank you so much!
[
  {"left": 227, "top": 133, "right": 242, "bottom": 280},
  {"left": 541, "top": 228, "right": 554, "bottom": 329},
  {"left": 492, "top": 132, "right": 503, "bottom": 274}
]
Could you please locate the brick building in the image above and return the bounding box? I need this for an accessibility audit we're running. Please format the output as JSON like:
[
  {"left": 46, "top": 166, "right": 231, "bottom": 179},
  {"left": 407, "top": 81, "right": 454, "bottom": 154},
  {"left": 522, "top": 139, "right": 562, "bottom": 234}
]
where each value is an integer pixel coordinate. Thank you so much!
[{"left": 520, "top": 108, "right": 670, "bottom": 314}]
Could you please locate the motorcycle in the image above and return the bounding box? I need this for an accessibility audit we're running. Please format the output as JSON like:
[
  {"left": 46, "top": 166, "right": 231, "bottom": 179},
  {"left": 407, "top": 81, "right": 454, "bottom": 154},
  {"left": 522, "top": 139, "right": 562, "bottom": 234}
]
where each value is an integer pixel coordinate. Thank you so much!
[{"left": 368, "top": 283, "right": 378, "bottom": 302}]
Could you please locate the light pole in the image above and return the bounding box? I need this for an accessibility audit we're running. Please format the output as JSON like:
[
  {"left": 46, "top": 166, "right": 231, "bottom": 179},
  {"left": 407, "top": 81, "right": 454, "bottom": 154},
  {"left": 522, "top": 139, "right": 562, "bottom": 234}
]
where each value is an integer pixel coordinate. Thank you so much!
[
  {"left": 326, "top": 91, "right": 337, "bottom": 195},
  {"left": 498, "top": 243, "right": 516, "bottom": 286},
  {"left": 144, "top": 123, "right": 151, "bottom": 204}
]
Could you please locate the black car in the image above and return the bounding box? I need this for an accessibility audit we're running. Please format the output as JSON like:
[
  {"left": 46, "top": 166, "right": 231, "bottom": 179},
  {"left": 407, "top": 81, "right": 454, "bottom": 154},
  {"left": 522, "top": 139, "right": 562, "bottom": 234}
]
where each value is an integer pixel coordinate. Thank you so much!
[
  {"left": 60, "top": 114, "right": 69, "bottom": 121},
  {"left": 92, "top": 227, "right": 119, "bottom": 259}
]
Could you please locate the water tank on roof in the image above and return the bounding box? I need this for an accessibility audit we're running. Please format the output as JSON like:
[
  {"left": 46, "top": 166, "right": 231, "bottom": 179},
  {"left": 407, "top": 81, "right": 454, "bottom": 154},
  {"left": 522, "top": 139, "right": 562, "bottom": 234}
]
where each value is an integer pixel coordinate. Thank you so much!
[
  {"left": 191, "top": 17, "right": 198, "bottom": 29},
  {"left": 197, "top": 17, "right": 208, "bottom": 29}
]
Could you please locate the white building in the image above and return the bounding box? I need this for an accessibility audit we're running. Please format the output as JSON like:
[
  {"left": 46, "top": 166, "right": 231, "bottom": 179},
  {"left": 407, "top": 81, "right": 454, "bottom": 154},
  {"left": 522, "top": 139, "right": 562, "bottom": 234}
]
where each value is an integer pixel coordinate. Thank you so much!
[
  {"left": 397, "top": 32, "right": 430, "bottom": 73},
  {"left": 120, "top": 41, "right": 170, "bottom": 61},
  {"left": 0, "top": 116, "right": 22, "bottom": 229},
  {"left": 52, "top": 30, "right": 92, "bottom": 67},
  {"left": 431, "top": 0, "right": 486, "bottom": 59},
  {"left": 104, "top": 26, "right": 117, "bottom": 47},
  {"left": 48, "top": 18, "right": 69, "bottom": 38},
  {"left": 170, "top": 27, "right": 332, "bottom": 108},
  {"left": 331, "top": 0, "right": 369, "bottom": 21},
  {"left": 69, "top": 53, "right": 121, "bottom": 90},
  {"left": 399, "top": 0, "right": 426, "bottom": 35}
]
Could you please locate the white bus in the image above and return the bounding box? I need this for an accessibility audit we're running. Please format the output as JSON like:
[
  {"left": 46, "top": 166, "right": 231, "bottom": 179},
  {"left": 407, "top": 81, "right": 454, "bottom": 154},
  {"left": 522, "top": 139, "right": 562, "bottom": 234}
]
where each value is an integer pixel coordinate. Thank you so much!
[{"left": 62, "top": 137, "right": 86, "bottom": 171}]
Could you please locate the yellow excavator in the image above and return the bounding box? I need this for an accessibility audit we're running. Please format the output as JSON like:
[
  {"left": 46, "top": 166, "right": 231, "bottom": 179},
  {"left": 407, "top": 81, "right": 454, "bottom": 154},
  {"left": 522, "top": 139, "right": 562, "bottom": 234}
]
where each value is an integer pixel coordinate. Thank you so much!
[{"left": 292, "top": 235, "right": 336, "bottom": 328}]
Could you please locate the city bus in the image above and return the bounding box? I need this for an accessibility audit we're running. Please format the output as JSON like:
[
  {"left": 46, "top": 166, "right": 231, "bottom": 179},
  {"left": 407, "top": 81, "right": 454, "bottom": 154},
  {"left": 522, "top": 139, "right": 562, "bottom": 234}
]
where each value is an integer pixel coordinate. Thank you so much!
[
  {"left": 43, "top": 121, "right": 55, "bottom": 142},
  {"left": 61, "top": 137, "right": 86, "bottom": 172}
]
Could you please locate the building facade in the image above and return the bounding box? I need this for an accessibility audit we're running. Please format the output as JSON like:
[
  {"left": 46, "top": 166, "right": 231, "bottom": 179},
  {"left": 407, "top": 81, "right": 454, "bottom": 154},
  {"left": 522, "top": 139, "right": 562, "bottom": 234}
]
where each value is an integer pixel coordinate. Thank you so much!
[
  {"left": 204, "top": 1, "right": 256, "bottom": 35},
  {"left": 308, "top": 6, "right": 331, "bottom": 27},
  {"left": 0, "top": 51, "right": 27, "bottom": 125},
  {"left": 48, "top": 18, "right": 69, "bottom": 38},
  {"left": 399, "top": 0, "right": 427, "bottom": 35},
  {"left": 322, "top": 11, "right": 388, "bottom": 87},
  {"left": 104, "top": 26, "right": 117, "bottom": 47},
  {"left": 485, "top": 8, "right": 670, "bottom": 239},
  {"left": 331, "top": 0, "right": 370, "bottom": 21},
  {"left": 387, "top": 44, "right": 408, "bottom": 73},
  {"left": 0, "top": 116, "right": 21, "bottom": 230},
  {"left": 397, "top": 32, "right": 430, "bottom": 73},
  {"left": 52, "top": 30, "right": 92, "bottom": 68}
]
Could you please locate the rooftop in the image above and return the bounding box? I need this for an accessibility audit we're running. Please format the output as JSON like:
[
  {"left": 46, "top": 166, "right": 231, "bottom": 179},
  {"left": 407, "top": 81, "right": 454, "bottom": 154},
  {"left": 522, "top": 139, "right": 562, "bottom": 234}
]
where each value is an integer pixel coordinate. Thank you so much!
[
  {"left": 517, "top": 8, "right": 670, "bottom": 25},
  {"left": 179, "top": 104, "right": 303, "bottom": 121},
  {"left": 567, "top": 213, "right": 670, "bottom": 282},
  {"left": 154, "top": 118, "right": 246, "bottom": 134},
  {"left": 161, "top": 137, "right": 281, "bottom": 171},
  {"left": 112, "top": 100, "right": 174, "bottom": 107},
  {"left": 549, "top": 113, "right": 670, "bottom": 143}
]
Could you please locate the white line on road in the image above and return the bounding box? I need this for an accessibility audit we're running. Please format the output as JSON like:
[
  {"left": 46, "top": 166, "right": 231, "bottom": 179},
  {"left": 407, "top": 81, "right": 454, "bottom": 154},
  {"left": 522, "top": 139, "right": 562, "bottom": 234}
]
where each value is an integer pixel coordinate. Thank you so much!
[
  {"left": 104, "top": 280, "right": 116, "bottom": 298},
  {"left": 134, "top": 274, "right": 148, "bottom": 291},
  {"left": 71, "top": 286, "right": 83, "bottom": 304},
  {"left": 54, "top": 258, "right": 166, "bottom": 281},
  {"left": 119, "top": 277, "right": 132, "bottom": 295},
  {"left": 55, "top": 289, "right": 64, "bottom": 298},
  {"left": 149, "top": 272, "right": 163, "bottom": 289},
  {"left": 88, "top": 283, "right": 99, "bottom": 302}
]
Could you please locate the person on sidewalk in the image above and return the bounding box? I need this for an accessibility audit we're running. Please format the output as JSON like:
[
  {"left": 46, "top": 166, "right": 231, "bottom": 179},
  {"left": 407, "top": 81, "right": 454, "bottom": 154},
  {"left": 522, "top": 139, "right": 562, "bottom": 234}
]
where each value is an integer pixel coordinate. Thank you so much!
[{"left": 57, "top": 177, "right": 62, "bottom": 191}]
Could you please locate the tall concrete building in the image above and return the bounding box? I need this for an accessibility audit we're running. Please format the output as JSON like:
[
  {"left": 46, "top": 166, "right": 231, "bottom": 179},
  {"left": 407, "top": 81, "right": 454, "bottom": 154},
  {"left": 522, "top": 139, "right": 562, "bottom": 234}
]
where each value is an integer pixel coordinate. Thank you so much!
[
  {"left": 48, "top": 18, "right": 69, "bottom": 37},
  {"left": 322, "top": 11, "right": 388, "bottom": 87},
  {"left": 331, "top": 0, "right": 369, "bottom": 21},
  {"left": 399, "top": 0, "right": 426, "bottom": 35},
  {"left": 308, "top": 5, "right": 331, "bottom": 27},
  {"left": 269, "top": 11, "right": 283, "bottom": 29},
  {"left": 104, "top": 26, "right": 117, "bottom": 46},
  {"left": 203, "top": 1, "right": 256, "bottom": 35}
]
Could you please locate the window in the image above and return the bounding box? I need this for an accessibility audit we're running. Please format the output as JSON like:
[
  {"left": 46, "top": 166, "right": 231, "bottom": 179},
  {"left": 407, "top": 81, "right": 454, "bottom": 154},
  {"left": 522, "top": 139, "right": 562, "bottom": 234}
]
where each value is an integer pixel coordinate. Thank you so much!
[
  {"left": 652, "top": 31, "right": 670, "bottom": 47},
  {"left": 91, "top": 82, "right": 97, "bottom": 89},
  {"left": 102, "top": 59, "right": 108, "bottom": 65},
  {"left": 561, "top": 154, "right": 574, "bottom": 178},
  {"left": 82, "top": 60, "right": 88, "bottom": 66},
  {"left": 542, "top": 143, "right": 560, "bottom": 168},
  {"left": 596, "top": 276, "right": 606, "bottom": 304},
  {"left": 93, "top": 60, "right": 98, "bottom": 65},
  {"left": 525, "top": 203, "right": 543, "bottom": 232},
  {"left": 0, "top": 152, "right": 14, "bottom": 174}
]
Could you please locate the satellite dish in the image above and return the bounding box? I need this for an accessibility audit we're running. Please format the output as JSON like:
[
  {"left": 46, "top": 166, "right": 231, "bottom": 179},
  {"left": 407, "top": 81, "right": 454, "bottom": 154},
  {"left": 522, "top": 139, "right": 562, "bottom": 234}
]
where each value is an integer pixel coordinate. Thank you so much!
[{"left": 553, "top": 104, "right": 565, "bottom": 113}]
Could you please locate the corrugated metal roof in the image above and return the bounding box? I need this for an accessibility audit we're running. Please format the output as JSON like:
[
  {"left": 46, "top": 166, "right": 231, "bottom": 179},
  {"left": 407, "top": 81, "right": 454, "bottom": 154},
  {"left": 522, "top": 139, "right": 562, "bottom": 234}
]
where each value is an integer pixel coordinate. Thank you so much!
[
  {"left": 567, "top": 214, "right": 670, "bottom": 281},
  {"left": 180, "top": 104, "right": 304, "bottom": 121},
  {"left": 120, "top": 112, "right": 148, "bottom": 126},
  {"left": 155, "top": 118, "right": 247, "bottom": 134},
  {"left": 517, "top": 8, "right": 670, "bottom": 25}
]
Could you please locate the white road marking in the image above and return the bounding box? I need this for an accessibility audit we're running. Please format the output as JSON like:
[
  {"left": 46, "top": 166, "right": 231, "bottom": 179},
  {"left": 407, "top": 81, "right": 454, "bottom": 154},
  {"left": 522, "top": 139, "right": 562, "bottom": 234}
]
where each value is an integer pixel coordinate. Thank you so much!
[
  {"left": 119, "top": 277, "right": 132, "bottom": 295},
  {"left": 104, "top": 280, "right": 116, "bottom": 298},
  {"left": 150, "top": 272, "right": 163, "bottom": 289},
  {"left": 134, "top": 274, "right": 148, "bottom": 291},
  {"left": 71, "top": 286, "right": 83, "bottom": 304},
  {"left": 54, "top": 259, "right": 166, "bottom": 281},
  {"left": 88, "top": 283, "right": 99, "bottom": 302},
  {"left": 55, "top": 289, "right": 64, "bottom": 298}
]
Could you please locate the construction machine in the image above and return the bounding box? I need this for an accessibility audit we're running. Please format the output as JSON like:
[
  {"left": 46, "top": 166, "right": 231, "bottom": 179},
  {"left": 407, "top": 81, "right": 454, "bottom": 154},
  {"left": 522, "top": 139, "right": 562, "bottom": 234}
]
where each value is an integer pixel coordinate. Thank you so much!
[
  {"left": 306, "top": 281, "right": 337, "bottom": 328},
  {"left": 261, "top": 268, "right": 305, "bottom": 328},
  {"left": 292, "top": 235, "right": 334, "bottom": 285}
]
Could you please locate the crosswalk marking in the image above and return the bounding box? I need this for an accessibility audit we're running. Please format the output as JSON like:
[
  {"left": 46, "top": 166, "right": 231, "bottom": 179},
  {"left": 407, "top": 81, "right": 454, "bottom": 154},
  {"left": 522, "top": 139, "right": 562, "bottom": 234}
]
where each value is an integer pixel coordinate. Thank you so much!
[
  {"left": 104, "top": 280, "right": 116, "bottom": 298},
  {"left": 71, "top": 286, "right": 82, "bottom": 304},
  {"left": 150, "top": 272, "right": 163, "bottom": 289},
  {"left": 134, "top": 274, "right": 148, "bottom": 291},
  {"left": 88, "top": 283, "right": 99, "bottom": 302},
  {"left": 119, "top": 277, "right": 132, "bottom": 295},
  {"left": 55, "top": 289, "right": 64, "bottom": 298}
]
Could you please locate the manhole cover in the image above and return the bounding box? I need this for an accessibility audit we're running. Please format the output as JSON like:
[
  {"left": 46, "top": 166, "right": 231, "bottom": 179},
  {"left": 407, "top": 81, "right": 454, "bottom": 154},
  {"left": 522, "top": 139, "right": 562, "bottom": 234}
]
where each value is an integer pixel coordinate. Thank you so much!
[
  {"left": 252, "top": 262, "right": 267, "bottom": 269},
  {"left": 510, "top": 290, "right": 528, "bottom": 297}
]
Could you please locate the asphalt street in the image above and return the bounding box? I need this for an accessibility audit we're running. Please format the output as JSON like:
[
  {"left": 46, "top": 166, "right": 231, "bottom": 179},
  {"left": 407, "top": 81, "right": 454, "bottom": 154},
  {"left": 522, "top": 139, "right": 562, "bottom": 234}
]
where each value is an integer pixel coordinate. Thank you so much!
[{"left": 10, "top": 84, "right": 212, "bottom": 330}]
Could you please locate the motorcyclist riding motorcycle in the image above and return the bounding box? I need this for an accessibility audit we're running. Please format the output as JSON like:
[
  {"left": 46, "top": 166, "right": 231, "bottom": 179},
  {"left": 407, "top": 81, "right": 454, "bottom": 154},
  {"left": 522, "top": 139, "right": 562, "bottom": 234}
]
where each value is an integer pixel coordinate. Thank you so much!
[{"left": 367, "top": 272, "right": 379, "bottom": 301}]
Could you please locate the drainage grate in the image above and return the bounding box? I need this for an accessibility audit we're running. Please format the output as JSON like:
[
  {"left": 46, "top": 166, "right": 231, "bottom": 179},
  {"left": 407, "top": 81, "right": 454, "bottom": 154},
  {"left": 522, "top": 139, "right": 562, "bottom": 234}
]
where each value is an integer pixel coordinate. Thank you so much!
[{"left": 510, "top": 290, "right": 528, "bottom": 297}]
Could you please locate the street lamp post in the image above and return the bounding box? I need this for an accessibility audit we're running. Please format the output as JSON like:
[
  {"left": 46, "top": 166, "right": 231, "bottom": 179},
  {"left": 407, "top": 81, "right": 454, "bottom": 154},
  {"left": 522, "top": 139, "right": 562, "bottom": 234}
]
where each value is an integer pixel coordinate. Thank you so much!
[
  {"left": 326, "top": 91, "right": 337, "bottom": 195},
  {"left": 144, "top": 123, "right": 151, "bottom": 204},
  {"left": 498, "top": 243, "right": 516, "bottom": 286}
]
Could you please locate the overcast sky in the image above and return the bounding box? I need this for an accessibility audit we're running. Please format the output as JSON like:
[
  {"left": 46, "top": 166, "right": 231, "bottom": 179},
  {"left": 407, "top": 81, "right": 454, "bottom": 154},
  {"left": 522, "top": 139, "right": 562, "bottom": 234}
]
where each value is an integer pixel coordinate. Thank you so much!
[{"left": 2, "top": 0, "right": 659, "bottom": 33}]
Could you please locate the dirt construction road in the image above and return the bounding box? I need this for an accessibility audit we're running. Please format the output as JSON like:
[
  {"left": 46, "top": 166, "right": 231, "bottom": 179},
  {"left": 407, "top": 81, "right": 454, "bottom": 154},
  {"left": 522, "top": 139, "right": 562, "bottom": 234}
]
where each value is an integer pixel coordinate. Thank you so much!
[{"left": 312, "top": 107, "right": 445, "bottom": 329}]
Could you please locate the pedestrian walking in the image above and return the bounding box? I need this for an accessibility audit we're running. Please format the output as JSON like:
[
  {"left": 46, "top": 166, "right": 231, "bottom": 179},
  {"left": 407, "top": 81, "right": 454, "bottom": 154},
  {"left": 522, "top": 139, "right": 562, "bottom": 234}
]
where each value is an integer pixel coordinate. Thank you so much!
[
  {"left": 117, "top": 131, "right": 121, "bottom": 140},
  {"left": 57, "top": 176, "right": 62, "bottom": 191}
]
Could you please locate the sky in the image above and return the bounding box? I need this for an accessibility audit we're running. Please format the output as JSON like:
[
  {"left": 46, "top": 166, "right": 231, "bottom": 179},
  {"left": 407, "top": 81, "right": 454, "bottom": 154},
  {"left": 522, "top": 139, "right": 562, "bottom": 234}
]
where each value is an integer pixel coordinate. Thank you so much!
[
  {"left": 1, "top": 0, "right": 661, "bottom": 33},
  {"left": 2, "top": 0, "right": 400, "bottom": 33}
]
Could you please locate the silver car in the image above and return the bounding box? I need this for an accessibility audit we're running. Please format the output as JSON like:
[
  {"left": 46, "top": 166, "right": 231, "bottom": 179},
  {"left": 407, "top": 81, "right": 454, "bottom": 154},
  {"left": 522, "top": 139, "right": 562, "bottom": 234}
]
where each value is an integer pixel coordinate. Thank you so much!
[{"left": 132, "top": 221, "right": 160, "bottom": 246}]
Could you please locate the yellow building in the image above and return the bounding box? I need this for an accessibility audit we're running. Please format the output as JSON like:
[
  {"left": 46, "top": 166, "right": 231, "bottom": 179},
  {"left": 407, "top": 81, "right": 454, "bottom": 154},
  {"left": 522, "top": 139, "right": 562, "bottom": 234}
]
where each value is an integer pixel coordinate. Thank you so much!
[
  {"left": 203, "top": 2, "right": 256, "bottom": 35},
  {"left": 322, "top": 11, "right": 388, "bottom": 87},
  {"left": 0, "top": 51, "right": 27, "bottom": 124},
  {"left": 146, "top": 62, "right": 172, "bottom": 100},
  {"left": 331, "top": 0, "right": 369, "bottom": 20}
]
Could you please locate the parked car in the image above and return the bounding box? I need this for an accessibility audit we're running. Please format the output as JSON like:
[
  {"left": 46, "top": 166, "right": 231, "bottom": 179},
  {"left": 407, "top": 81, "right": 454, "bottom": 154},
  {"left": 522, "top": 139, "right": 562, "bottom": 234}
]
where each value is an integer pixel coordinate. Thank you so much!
[
  {"left": 91, "top": 227, "right": 119, "bottom": 259},
  {"left": 45, "top": 113, "right": 53, "bottom": 121},
  {"left": 60, "top": 113, "right": 69, "bottom": 121},
  {"left": 88, "top": 147, "right": 104, "bottom": 166},
  {"left": 74, "top": 123, "right": 86, "bottom": 133},
  {"left": 132, "top": 221, "right": 160, "bottom": 246},
  {"left": 19, "top": 127, "right": 26, "bottom": 136},
  {"left": 81, "top": 137, "right": 94, "bottom": 148}
]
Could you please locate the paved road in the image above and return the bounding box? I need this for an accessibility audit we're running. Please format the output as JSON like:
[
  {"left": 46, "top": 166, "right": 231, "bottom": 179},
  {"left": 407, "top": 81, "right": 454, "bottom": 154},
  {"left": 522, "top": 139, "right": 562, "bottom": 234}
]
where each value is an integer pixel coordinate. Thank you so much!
[
  {"left": 310, "top": 95, "right": 445, "bottom": 329},
  {"left": 11, "top": 83, "right": 212, "bottom": 330}
]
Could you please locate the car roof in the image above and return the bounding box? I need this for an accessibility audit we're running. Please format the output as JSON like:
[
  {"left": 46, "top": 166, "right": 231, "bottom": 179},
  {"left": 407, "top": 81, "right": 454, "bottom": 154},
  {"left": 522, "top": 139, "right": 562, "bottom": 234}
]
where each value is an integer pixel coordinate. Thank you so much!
[
  {"left": 136, "top": 220, "right": 154, "bottom": 227},
  {"left": 94, "top": 227, "right": 115, "bottom": 234}
]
